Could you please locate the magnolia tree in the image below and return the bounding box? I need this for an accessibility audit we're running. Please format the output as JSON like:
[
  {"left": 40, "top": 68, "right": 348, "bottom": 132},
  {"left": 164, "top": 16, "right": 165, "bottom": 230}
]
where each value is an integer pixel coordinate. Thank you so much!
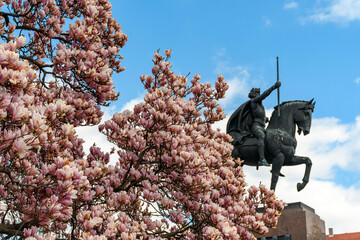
[
  {"left": 96, "top": 51, "right": 284, "bottom": 239},
  {"left": 0, "top": 0, "right": 283, "bottom": 239}
]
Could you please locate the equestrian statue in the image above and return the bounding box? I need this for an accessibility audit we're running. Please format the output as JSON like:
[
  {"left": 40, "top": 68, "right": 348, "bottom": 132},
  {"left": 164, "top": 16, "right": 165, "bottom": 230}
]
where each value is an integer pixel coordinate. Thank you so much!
[{"left": 226, "top": 60, "right": 315, "bottom": 192}]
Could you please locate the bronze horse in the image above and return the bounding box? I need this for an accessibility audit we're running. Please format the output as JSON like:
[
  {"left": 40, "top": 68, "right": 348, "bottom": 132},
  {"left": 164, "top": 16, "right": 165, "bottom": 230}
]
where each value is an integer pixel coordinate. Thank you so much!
[{"left": 228, "top": 99, "right": 315, "bottom": 191}]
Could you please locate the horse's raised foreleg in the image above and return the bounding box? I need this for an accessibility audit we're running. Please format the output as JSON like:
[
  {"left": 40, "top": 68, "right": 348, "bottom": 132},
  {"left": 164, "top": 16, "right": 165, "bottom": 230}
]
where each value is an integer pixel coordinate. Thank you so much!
[
  {"left": 286, "top": 155, "right": 312, "bottom": 191},
  {"left": 270, "top": 153, "right": 285, "bottom": 191}
]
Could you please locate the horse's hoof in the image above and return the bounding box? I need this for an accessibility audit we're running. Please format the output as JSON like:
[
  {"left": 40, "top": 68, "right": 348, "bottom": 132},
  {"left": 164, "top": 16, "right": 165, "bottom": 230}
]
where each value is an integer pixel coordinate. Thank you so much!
[{"left": 297, "top": 183, "right": 305, "bottom": 191}]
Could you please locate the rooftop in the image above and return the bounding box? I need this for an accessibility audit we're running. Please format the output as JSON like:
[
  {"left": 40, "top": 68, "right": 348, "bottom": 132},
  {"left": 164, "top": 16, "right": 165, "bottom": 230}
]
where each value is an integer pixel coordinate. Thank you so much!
[{"left": 326, "top": 232, "right": 360, "bottom": 240}]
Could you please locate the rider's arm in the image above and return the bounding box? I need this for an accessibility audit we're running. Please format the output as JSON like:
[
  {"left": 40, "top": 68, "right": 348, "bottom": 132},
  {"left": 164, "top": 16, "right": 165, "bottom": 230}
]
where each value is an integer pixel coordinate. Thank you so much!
[{"left": 253, "top": 81, "right": 281, "bottom": 102}]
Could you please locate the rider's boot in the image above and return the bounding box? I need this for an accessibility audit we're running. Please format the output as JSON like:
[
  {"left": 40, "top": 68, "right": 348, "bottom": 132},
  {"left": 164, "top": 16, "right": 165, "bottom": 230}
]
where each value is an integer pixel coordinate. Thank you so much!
[
  {"left": 257, "top": 140, "right": 270, "bottom": 167},
  {"left": 258, "top": 158, "right": 270, "bottom": 167}
]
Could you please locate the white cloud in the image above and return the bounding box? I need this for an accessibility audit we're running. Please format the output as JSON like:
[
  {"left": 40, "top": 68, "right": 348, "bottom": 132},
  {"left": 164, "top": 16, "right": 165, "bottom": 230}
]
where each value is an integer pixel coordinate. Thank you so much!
[
  {"left": 284, "top": 2, "right": 299, "bottom": 10},
  {"left": 262, "top": 16, "right": 272, "bottom": 27},
  {"left": 212, "top": 108, "right": 360, "bottom": 234},
  {"left": 76, "top": 96, "right": 146, "bottom": 165},
  {"left": 120, "top": 96, "right": 144, "bottom": 112},
  {"left": 262, "top": 176, "right": 360, "bottom": 234},
  {"left": 213, "top": 57, "right": 252, "bottom": 106},
  {"left": 220, "top": 75, "right": 250, "bottom": 105},
  {"left": 213, "top": 48, "right": 226, "bottom": 58},
  {"left": 76, "top": 108, "right": 119, "bottom": 164},
  {"left": 354, "top": 77, "right": 360, "bottom": 84},
  {"left": 305, "top": 0, "right": 360, "bottom": 25},
  {"left": 297, "top": 116, "right": 360, "bottom": 175}
]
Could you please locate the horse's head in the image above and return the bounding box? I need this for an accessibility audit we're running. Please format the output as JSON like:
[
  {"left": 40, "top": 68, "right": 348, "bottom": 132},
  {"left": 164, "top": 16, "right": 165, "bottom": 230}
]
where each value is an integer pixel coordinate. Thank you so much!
[{"left": 294, "top": 99, "right": 315, "bottom": 135}]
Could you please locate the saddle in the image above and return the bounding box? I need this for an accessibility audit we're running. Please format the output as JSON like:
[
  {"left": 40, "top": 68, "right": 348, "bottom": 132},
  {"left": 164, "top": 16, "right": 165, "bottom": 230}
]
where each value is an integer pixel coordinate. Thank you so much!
[{"left": 228, "top": 131, "right": 260, "bottom": 147}]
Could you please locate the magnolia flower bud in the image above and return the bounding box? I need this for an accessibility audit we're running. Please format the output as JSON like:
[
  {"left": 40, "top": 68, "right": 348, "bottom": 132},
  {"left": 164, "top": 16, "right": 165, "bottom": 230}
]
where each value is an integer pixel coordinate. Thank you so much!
[{"left": 152, "top": 65, "right": 160, "bottom": 75}]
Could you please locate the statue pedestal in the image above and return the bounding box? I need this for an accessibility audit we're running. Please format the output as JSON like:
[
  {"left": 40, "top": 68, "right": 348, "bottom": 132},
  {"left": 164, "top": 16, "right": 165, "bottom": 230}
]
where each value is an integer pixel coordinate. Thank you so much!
[{"left": 256, "top": 202, "right": 326, "bottom": 240}]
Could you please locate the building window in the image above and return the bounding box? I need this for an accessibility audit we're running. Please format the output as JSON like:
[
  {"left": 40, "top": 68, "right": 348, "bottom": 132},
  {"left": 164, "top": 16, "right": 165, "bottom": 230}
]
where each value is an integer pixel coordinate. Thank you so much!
[{"left": 257, "top": 235, "right": 291, "bottom": 240}]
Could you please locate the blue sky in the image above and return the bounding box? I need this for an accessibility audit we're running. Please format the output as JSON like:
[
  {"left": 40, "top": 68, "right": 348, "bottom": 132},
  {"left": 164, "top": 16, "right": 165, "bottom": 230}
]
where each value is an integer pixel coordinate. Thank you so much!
[
  {"left": 110, "top": 0, "right": 360, "bottom": 123},
  {"left": 79, "top": 0, "right": 360, "bottom": 235}
]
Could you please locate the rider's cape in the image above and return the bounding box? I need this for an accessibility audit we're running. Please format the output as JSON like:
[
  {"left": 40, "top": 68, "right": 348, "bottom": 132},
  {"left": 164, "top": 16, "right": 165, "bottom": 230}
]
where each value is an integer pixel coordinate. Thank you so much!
[{"left": 226, "top": 100, "right": 253, "bottom": 144}]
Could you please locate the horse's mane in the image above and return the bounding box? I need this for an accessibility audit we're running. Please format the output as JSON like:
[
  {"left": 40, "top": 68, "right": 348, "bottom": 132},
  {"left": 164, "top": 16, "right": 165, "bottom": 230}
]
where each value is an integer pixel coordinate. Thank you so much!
[
  {"left": 271, "top": 100, "right": 308, "bottom": 117},
  {"left": 274, "top": 100, "right": 308, "bottom": 109}
]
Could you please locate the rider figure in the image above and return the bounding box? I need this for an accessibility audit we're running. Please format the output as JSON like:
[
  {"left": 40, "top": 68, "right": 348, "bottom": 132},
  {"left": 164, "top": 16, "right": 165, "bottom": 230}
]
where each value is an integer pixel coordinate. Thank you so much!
[{"left": 248, "top": 81, "right": 281, "bottom": 167}]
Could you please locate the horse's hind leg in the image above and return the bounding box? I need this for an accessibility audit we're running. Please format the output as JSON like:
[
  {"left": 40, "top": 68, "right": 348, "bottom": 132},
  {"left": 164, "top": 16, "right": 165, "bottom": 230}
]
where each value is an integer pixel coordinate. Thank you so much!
[
  {"left": 286, "top": 155, "right": 312, "bottom": 191},
  {"left": 270, "top": 153, "right": 285, "bottom": 191}
]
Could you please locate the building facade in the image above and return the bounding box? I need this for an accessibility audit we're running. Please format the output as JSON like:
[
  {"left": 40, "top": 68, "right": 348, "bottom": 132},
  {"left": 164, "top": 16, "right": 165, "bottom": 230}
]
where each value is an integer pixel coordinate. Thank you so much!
[{"left": 256, "top": 202, "right": 326, "bottom": 240}]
